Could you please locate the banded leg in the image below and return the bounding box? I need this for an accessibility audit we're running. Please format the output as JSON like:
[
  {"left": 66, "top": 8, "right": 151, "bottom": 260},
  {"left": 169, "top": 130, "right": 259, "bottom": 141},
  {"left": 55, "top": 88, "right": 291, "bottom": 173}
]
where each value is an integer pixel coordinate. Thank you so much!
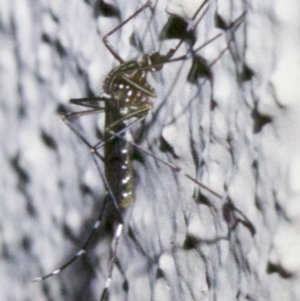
[
  {"left": 31, "top": 196, "right": 109, "bottom": 282},
  {"left": 99, "top": 223, "right": 124, "bottom": 301},
  {"left": 107, "top": 130, "right": 255, "bottom": 235}
]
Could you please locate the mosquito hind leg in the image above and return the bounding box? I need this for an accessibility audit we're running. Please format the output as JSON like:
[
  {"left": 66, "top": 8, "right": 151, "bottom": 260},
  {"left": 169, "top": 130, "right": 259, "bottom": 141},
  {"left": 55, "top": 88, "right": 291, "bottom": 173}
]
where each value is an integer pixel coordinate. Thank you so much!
[
  {"left": 31, "top": 197, "right": 109, "bottom": 282},
  {"left": 99, "top": 223, "right": 124, "bottom": 301},
  {"left": 106, "top": 130, "right": 255, "bottom": 235}
]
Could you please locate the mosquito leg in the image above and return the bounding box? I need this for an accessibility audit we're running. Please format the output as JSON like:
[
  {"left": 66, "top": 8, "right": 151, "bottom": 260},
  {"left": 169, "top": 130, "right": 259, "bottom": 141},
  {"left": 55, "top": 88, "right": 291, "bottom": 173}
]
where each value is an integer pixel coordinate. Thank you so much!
[
  {"left": 108, "top": 129, "right": 222, "bottom": 198},
  {"left": 30, "top": 142, "right": 125, "bottom": 282},
  {"left": 69, "top": 96, "right": 108, "bottom": 110},
  {"left": 62, "top": 96, "right": 150, "bottom": 153},
  {"left": 93, "top": 110, "right": 149, "bottom": 150},
  {"left": 99, "top": 223, "right": 124, "bottom": 301},
  {"left": 123, "top": 18, "right": 243, "bottom": 75},
  {"left": 162, "top": 11, "right": 246, "bottom": 66},
  {"left": 61, "top": 113, "right": 104, "bottom": 159},
  {"left": 58, "top": 98, "right": 107, "bottom": 142},
  {"left": 107, "top": 130, "right": 255, "bottom": 234},
  {"left": 31, "top": 197, "right": 109, "bottom": 282},
  {"left": 164, "top": 0, "right": 210, "bottom": 60},
  {"left": 59, "top": 96, "right": 110, "bottom": 159},
  {"left": 60, "top": 100, "right": 150, "bottom": 215},
  {"left": 64, "top": 108, "right": 105, "bottom": 120},
  {"left": 102, "top": 0, "right": 152, "bottom": 63},
  {"left": 61, "top": 111, "right": 125, "bottom": 215},
  {"left": 61, "top": 96, "right": 109, "bottom": 119}
]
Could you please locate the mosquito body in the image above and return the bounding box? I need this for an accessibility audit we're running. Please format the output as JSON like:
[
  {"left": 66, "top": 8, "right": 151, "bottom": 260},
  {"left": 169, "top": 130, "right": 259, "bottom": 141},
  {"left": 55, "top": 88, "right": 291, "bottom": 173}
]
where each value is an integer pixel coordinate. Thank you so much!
[
  {"left": 102, "top": 52, "right": 169, "bottom": 211},
  {"left": 94, "top": 49, "right": 174, "bottom": 300},
  {"left": 32, "top": 1, "right": 253, "bottom": 300}
]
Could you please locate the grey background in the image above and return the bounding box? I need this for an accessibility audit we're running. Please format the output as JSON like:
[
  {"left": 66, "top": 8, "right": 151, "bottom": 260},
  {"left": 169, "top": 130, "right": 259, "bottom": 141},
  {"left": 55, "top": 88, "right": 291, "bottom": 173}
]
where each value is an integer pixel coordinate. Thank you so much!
[{"left": 1, "top": 0, "right": 300, "bottom": 300}]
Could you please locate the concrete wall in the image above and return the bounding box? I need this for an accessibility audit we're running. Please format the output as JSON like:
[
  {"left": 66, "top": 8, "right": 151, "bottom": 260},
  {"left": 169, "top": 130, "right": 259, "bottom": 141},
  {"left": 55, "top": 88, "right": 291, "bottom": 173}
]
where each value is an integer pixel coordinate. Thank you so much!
[{"left": 1, "top": 0, "right": 299, "bottom": 300}]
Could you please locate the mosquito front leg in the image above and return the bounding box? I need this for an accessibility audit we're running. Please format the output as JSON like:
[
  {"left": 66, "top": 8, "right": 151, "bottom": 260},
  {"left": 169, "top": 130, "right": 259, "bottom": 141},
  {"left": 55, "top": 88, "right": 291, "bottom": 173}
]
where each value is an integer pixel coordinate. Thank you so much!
[
  {"left": 69, "top": 96, "right": 108, "bottom": 110},
  {"left": 61, "top": 96, "right": 110, "bottom": 119},
  {"left": 102, "top": 1, "right": 152, "bottom": 62}
]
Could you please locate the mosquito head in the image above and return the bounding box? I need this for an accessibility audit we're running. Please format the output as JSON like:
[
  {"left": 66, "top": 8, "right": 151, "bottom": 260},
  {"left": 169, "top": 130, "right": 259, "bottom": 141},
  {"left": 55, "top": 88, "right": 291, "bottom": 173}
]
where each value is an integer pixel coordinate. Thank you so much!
[{"left": 141, "top": 52, "right": 167, "bottom": 72}]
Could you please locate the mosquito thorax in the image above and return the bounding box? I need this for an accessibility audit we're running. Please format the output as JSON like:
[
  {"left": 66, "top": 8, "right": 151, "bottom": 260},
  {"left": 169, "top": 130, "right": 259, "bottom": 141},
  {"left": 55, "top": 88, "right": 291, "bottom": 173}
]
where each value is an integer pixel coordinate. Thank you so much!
[{"left": 102, "top": 59, "right": 157, "bottom": 113}]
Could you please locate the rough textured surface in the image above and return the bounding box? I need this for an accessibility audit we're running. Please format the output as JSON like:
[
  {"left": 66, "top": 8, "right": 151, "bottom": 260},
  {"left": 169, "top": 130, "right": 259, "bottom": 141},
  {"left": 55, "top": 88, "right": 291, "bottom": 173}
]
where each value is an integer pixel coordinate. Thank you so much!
[{"left": 1, "top": 0, "right": 300, "bottom": 300}]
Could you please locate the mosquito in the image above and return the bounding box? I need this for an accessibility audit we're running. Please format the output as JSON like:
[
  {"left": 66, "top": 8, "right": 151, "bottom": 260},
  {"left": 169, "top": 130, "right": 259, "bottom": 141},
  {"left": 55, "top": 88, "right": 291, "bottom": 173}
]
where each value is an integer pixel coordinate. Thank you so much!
[{"left": 32, "top": 1, "right": 253, "bottom": 300}]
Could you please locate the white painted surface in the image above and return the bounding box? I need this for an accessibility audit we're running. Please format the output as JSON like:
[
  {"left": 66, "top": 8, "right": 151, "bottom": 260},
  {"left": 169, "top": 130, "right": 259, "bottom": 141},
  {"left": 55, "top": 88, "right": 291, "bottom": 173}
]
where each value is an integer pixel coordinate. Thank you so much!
[{"left": 1, "top": 0, "right": 300, "bottom": 300}]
